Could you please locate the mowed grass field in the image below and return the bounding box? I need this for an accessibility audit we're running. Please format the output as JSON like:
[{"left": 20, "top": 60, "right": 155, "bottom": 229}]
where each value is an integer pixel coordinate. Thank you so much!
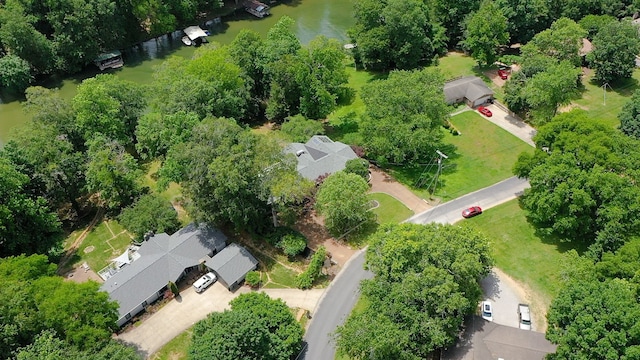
[
  {"left": 368, "top": 192, "right": 414, "bottom": 224},
  {"left": 390, "top": 111, "right": 534, "bottom": 202},
  {"left": 464, "top": 199, "right": 578, "bottom": 310}
]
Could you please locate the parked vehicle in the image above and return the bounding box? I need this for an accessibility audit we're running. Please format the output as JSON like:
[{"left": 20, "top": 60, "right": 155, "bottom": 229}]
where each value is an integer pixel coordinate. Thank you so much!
[
  {"left": 518, "top": 303, "right": 532, "bottom": 330},
  {"left": 481, "top": 301, "right": 493, "bottom": 321},
  {"left": 193, "top": 272, "right": 217, "bottom": 293},
  {"left": 462, "top": 206, "right": 483, "bottom": 218},
  {"left": 498, "top": 69, "right": 509, "bottom": 80},
  {"left": 477, "top": 106, "right": 492, "bottom": 117}
]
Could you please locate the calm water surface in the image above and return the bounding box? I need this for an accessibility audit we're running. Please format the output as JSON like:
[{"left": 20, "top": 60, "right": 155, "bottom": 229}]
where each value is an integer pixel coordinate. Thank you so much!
[{"left": 0, "top": 0, "right": 355, "bottom": 145}]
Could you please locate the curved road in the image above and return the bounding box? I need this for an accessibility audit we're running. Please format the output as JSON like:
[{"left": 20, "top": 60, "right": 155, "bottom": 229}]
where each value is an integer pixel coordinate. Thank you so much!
[{"left": 301, "top": 176, "right": 531, "bottom": 359}]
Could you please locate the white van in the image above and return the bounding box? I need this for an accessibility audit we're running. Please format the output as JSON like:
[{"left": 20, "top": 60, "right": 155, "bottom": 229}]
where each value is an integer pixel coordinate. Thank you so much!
[{"left": 193, "top": 272, "right": 217, "bottom": 293}]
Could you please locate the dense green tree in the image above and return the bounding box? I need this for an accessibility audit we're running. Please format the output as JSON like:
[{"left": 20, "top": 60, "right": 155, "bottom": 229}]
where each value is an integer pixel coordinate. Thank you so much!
[
  {"left": 73, "top": 75, "right": 146, "bottom": 145},
  {"left": 546, "top": 277, "right": 640, "bottom": 359},
  {"left": 315, "top": 172, "right": 374, "bottom": 237},
  {"left": 521, "top": 17, "right": 586, "bottom": 66},
  {"left": 229, "top": 29, "right": 268, "bottom": 98},
  {"left": 514, "top": 111, "right": 640, "bottom": 255},
  {"left": 494, "top": 0, "right": 551, "bottom": 44},
  {"left": 297, "top": 36, "right": 349, "bottom": 119},
  {"left": 461, "top": 0, "right": 509, "bottom": 67},
  {"left": 85, "top": 136, "right": 144, "bottom": 209},
  {"left": 44, "top": 0, "right": 125, "bottom": 73},
  {"left": 135, "top": 111, "right": 199, "bottom": 159},
  {"left": 151, "top": 47, "right": 249, "bottom": 121},
  {"left": 160, "top": 117, "right": 296, "bottom": 233},
  {"left": 23, "top": 87, "right": 82, "bottom": 149},
  {"left": 0, "top": 1, "right": 57, "bottom": 75},
  {"left": 2, "top": 122, "right": 87, "bottom": 215},
  {"left": 618, "top": 89, "right": 640, "bottom": 139},
  {"left": 295, "top": 246, "right": 327, "bottom": 289},
  {"left": 31, "top": 277, "right": 118, "bottom": 350},
  {"left": 0, "top": 156, "right": 62, "bottom": 257},
  {"left": 349, "top": 0, "right": 446, "bottom": 71},
  {"left": 578, "top": 14, "right": 616, "bottom": 40},
  {"left": 523, "top": 61, "right": 581, "bottom": 123},
  {"left": 189, "top": 293, "right": 303, "bottom": 360},
  {"left": 265, "top": 54, "right": 304, "bottom": 121},
  {"left": 279, "top": 114, "right": 325, "bottom": 142},
  {"left": 596, "top": 238, "right": 640, "bottom": 282},
  {"left": 336, "top": 223, "right": 492, "bottom": 359},
  {"left": 344, "top": 158, "right": 369, "bottom": 179},
  {"left": 429, "top": 0, "right": 481, "bottom": 44},
  {"left": 360, "top": 68, "right": 449, "bottom": 165},
  {"left": 588, "top": 20, "right": 640, "bottom": 84},
  {"left": 118, "top": 193, "right": 180, "bottom": 241},
  {"left": 0, "top": 55, "right": 32, "bottom": 92}
]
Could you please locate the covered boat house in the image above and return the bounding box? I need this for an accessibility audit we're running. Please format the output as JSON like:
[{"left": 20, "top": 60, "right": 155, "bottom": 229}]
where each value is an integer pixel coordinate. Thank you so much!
[{"left": 94, "top": 50, "right": 124, "bottom": 71}]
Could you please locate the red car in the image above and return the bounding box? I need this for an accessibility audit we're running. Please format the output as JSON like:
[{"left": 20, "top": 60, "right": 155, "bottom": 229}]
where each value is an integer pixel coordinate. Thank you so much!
[
  {"left": 498, "top": 69, "right": 509, "bottom": 80},
  {"left": 477, "top": 106, "right": 492, "bottom": 117},
  {"left": 462, "top": 206, "right": 483, "bottom": 218}
]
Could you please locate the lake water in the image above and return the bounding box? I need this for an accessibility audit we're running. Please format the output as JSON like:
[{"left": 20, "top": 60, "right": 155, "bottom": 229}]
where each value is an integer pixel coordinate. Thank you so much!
[{"left": 0, "top": 0, "right": 355, "bottom": 145}]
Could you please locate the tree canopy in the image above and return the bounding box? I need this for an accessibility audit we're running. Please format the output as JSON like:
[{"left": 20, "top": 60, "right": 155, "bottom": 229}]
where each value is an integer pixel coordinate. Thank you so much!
[
  {"left": 0, "top": 255, "right": 122, "bottom": 359},
  {"left": 360, "top": 68, "right": 449, "bottom": 165},
  {"left": 315, "top": 172, "right": 374, "bottom": 237},
  {"left": 618, "top": 89, "right": 640, "bottom": 139},
  {"left": 349, "top": 0, "right": 447, "bottom": 71},
  {"left": 514, "top": 110, "right": 640, "bottom": 256},
  {"left": 118, "top": 193, "right": 180, "bottom": 241},
  {"left": 336, "top": 223, "right": 492, "bottom": 358},
  {"left": 588, "top": 20, "right": 640, "bottom": 84},
  {"left": 461, "top": 0, "right": 509, "bottom": 66},
  {"left": 189, "top": 292, "right": 303, "bottom": 360}
]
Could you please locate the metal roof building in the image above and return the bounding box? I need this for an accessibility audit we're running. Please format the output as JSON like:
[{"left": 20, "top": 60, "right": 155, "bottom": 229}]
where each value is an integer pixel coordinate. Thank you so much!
[
  {"left": 284, "top": 135, "right": 359, "bottom": 181},
  {"left": 205, "top": 243, "right": 259, "bottom": 290},
  {"left": 101, "top": 223, "right": 227, "bottom": 326}
]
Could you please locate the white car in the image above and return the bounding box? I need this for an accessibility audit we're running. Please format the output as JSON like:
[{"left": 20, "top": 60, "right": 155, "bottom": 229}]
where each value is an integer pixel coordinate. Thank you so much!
[
  {"left": 518, "top": 304, "right": 532, "bottom": 330},
  {"left": 481, "top": 301, "right": 493, "bottom": 322},
  {"left": 193, "top": 272, "right": 217, "bottom": 293}
]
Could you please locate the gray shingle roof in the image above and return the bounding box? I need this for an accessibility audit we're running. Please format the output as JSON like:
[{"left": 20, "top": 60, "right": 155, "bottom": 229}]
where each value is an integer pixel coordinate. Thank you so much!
[
  {"left": 443, "top": 76, "right": 494, "bottom": 104},
  {"left": 101, "top": 223, "right": 227, "bottom": 320},
  {"left": 205, "top": 243, "right": 258, "bottom": 288},
  {"left": 284, "top": 135, "right": 359, "bottom": 180}
]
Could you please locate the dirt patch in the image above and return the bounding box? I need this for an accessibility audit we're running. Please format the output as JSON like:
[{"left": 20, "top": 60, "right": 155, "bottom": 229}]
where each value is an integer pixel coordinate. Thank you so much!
[
  {"left": 64, "top": 265, "right": 103, "bottom": 283},
  {"left": 293, "top": 211, "right": 357, "bottom": 268},
  {"left": 83, "top": 245, "right": 95, "bottom": 253},
  {"left": 493, "top": 268, "right": 549, "bottom": 333}
]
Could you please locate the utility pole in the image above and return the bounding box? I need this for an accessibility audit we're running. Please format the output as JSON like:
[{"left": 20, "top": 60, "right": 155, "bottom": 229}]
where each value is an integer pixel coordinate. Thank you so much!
[
  {"left": 603, "top": 83, "right": 612, "bottom": 105},
  {"left": 426, "top": 150, "right": 448, "bottom": 196}
]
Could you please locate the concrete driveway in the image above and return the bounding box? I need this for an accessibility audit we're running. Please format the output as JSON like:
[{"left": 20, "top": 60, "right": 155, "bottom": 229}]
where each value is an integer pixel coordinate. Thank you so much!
[
  {"left": 475, "top": 104, "right": 536, "bottom": 147},
  {"left": 118, "top": 282, "right": 324, "bottom": 357},
  {"left": 480, "top": 269, "right": 522, "bottom": 329}
]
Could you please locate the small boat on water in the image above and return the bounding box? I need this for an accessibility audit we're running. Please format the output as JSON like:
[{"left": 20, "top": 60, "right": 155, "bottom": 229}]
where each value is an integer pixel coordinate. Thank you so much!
[
  {"left": 181, "top": 36, "right": 192, "bottom": 46},
  {"left": 244, "top": 0, "right": 270, "bottom": 18},
  {"left": 94, "top": 50, "right": 124, "bottom": 70}
]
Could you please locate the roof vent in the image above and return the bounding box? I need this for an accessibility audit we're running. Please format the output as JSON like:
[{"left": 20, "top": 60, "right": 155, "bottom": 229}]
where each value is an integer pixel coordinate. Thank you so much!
[{"left": 296, "top": 150, "right": 305, "bottom": 157}]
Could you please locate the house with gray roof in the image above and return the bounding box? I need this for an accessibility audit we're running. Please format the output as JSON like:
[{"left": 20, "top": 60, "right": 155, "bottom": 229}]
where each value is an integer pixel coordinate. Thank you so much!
[
  {"left": 444, "top": 316, "right": 556, "bottom": 360},
  {"left": 101, "top": 223, "right": 227, "bottom": 326},
  {"left": 205, "top": 243, "right": 258, "bottom": 290},
  {"left": 284, "top": 135, "right": 359, "bottom": 181},
  {"left": 444, "top": 76, "right": 494, "bottom": 107}
]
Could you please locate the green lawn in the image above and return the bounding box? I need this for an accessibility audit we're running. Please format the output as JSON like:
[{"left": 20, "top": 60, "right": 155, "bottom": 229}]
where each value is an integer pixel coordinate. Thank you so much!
[
  {"left": 390, "top": 111, "right": 534, "bottom": 202},
  {"left": 368, "top": 192, "right": 414, "bottom": 224},
  {"left": 570, "top": 69, "right": 640, "bottom": 127},
  {"left": 72, "top": 220, "right": 132, "bottom": 271},
  {"left": 465, "top": 199, "right": 580, "bottom": 308},
  {"left": 142, "top": 160, "right": 191, "bottom": 225},
  {"left": 150, "top": 327, "right": 192, "bottom": 360}
]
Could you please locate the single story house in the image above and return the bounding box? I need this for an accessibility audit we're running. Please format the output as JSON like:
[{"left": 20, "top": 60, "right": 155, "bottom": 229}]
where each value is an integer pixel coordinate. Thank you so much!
[
  {"left": 444, "top": 76, "right": 494, "bottom": 107},
  {"left": 444, "top": 316, "right": 557, "bottom": 360},
  {"left": 205, "top": 243, "right": 259, "bottom": 290},
  {"left": 101, "top": 223, "right": 227, "bottom": 326},
  {"left": 284, "top": 135, "right": 359, "bottom": 181}
]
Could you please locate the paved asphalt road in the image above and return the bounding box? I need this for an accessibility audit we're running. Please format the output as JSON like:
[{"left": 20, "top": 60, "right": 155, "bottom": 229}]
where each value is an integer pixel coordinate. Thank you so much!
[
  {"left": 407, "top": 176, "right": 530, "bottom": 225},
  {"left": 300, "top": 249, "right": 373, "bottom": 360},
  {"left": 301, "top": 176, "right": 531, "bottom": 359}
]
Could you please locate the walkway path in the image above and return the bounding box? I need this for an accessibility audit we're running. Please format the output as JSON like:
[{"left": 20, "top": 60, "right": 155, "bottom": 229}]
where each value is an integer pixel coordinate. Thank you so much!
[{"left": 369, "top": 167, "right": 431, "bottom": 213}]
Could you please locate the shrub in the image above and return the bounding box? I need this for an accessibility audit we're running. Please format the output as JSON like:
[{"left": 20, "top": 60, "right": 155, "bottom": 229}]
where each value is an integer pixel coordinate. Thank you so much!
[
  {"left": 295, "top": 246, "right": 327, "bottom": 289},
  {"left": 245, "top": 271, "right": 261, "bottom": 288},
  {"left": 280, "top": 233, "right": 307, "bottom": 257},
  {"left": 344, "top": 158, "right": 369, "bottom": 179}
]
